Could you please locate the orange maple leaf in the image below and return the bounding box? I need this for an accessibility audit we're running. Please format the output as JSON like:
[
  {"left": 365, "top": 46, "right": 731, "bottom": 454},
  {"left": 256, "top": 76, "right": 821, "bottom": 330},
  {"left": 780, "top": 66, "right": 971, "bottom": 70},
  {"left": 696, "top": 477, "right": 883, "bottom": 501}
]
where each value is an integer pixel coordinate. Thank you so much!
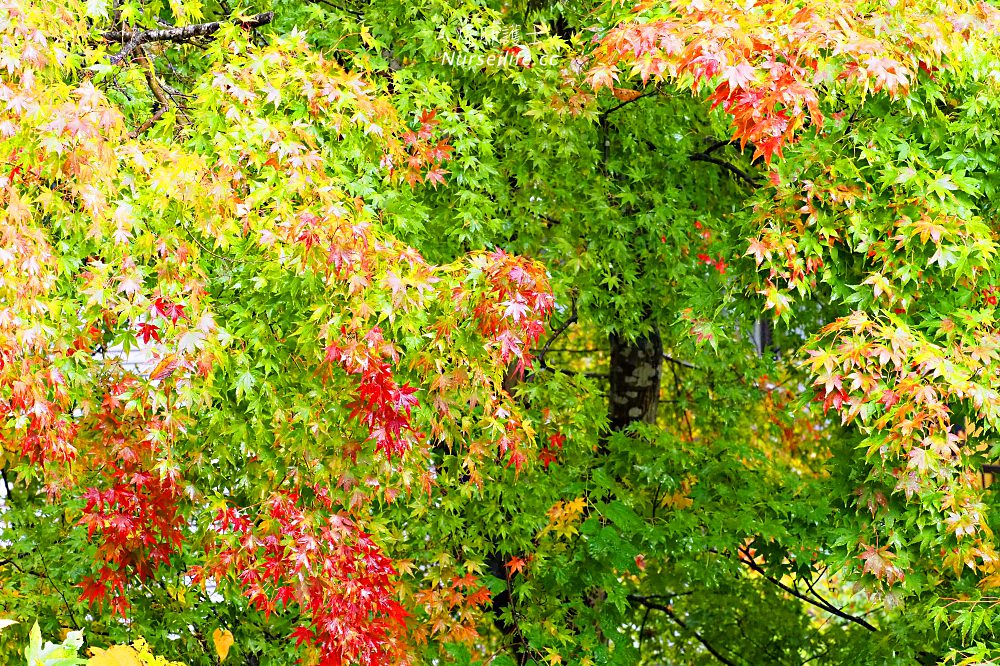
[{"left": 506, "top": 556, "right": 527, "bottom": 575}]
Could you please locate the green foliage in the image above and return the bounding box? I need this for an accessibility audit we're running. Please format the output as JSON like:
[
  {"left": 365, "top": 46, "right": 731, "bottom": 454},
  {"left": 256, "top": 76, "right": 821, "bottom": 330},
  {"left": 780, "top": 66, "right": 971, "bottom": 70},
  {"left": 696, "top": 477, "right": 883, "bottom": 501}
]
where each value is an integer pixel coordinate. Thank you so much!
[{"left": 6, "top": 0, "right": 1000, "bottom": 665}]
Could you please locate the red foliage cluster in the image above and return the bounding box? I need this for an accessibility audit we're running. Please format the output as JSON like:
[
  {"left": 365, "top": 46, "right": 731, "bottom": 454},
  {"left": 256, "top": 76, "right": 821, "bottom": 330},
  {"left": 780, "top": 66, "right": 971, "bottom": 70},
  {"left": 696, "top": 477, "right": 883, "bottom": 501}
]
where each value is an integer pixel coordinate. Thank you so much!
[
  {"left": 539, "top": 432, "right": 565, "bottom": 469},
  {"left": 195, "top": 491, "right": 408, "bottom": 666},
  {"left": 691, "top": 220, "right": 727, "bottom": 275},
  {"left": 152, "top": 296, "right": 187, "bottom": 325},
  {"left": 982, "top": 285, "right": 999, "bottom": 307},
  {"left": 589, "top": 1, "right": 1000, "bottom": 162},
  {"left": 466, "top": 250, "right": 555, "bottom": 373},
  {"left": 325, "top": 326, "right": 421, "bottom": 460},
  {"left": 78, "top": 379, "right": 185, "bottom": 616},
  {"left": 590, "top": 3, "right": 822, "bottom": 161},
  {"left": 0, "top": 362, "right": 78, "bottom": 466}
]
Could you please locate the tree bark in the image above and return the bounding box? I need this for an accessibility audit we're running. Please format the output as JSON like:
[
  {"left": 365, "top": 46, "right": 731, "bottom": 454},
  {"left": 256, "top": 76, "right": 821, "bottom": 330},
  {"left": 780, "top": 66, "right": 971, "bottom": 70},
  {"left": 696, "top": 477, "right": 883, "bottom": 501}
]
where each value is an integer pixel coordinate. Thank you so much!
[{"left": 608, "top": 330, "right": 663, "bottom": 433}]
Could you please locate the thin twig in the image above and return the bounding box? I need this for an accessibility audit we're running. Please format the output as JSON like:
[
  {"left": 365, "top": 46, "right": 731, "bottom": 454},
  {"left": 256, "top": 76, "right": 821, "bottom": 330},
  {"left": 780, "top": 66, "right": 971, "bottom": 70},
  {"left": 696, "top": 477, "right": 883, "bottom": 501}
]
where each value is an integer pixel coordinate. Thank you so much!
[
  {"left": 637, "top": 605, "right": 651, "bottom": 659},
  {"left": 0, "top": 557, "right": 79, "bottom": 630},
  {"left": 39, "top": 555, "right": 80, "bottom": 630},
  {"left": 309, "top": 0, "right": 365, "bottom": 18},
  {"left": 536, "top": 365, "right": 608, "bottom": 380},
  {"left": 630, "top": 596, "right": 740, "bottom": 666},
  {"left": 804, "top": 570, "right": 841, "bottom": 617},
  {"left": 0, "top": 558, "right": 27, "bottom": 573}
]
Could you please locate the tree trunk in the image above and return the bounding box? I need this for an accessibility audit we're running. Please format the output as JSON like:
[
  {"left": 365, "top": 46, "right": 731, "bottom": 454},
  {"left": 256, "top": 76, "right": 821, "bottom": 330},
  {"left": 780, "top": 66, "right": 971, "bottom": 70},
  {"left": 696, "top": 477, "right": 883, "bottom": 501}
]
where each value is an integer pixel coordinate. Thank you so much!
[{"left": 608, "top": 330, "right": 663, "bottom": 433}]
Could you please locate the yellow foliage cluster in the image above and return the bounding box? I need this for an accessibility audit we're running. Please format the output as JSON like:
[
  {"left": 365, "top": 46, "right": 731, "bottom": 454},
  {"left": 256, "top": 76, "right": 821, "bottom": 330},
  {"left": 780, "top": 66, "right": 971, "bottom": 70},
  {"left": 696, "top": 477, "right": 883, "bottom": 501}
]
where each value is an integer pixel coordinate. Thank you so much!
[
  {"left": 660, "top": 475, "right": 696, "bottom": 511},
  {"left": 542, "top": 497, "right": 587, "bottom": 539},
  {"left": 89, "top": 637, "right": 185, "bottom": 666}
]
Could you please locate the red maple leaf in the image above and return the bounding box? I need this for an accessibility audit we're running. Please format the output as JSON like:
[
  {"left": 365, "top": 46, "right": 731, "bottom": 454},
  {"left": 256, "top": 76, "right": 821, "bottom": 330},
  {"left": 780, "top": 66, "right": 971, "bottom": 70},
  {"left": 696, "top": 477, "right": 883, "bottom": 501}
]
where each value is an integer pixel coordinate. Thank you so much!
[{"left": 137, "top": 321, "right": 160, "bottom": 343}]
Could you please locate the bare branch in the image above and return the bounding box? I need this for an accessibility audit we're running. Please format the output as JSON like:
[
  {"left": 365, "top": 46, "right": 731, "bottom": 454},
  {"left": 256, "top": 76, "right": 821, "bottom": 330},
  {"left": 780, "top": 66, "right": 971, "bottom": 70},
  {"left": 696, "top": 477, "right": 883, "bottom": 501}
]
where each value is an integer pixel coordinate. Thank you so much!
[
  {"left": 103, "top": 12, "right": 274, "bottom": 65},
  {"left": 738, "top": 548, "right": 877, "bottom": 632},
  {"left": 134, "top": 47, "right": 171, "bottom": 110},
  {"left": 537, "top": 300, "right": 578, "bottom": 370}
]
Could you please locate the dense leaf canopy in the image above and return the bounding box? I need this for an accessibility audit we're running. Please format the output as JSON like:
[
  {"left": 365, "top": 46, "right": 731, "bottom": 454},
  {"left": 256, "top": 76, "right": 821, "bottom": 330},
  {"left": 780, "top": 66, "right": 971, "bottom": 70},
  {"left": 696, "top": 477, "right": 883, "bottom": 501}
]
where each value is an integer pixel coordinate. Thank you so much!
[{"left": 4, "top": 0, "right": 1000, "bottom": 665}]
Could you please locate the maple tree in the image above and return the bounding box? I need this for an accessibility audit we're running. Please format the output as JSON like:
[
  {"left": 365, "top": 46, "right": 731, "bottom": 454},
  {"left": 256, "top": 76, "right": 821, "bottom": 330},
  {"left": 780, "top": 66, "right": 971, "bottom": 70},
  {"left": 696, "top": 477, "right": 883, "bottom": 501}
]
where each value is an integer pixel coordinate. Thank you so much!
[{"left": 5, "top": 0, "right": 1000, "bottom": 665}]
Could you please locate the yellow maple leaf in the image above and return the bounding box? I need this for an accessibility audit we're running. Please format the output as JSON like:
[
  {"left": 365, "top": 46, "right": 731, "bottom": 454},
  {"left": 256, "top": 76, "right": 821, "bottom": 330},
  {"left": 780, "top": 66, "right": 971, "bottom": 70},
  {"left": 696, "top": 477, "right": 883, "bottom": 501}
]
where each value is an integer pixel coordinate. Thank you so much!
[{"left": 213, "top": 628, "right": 234, "bottom": 662}]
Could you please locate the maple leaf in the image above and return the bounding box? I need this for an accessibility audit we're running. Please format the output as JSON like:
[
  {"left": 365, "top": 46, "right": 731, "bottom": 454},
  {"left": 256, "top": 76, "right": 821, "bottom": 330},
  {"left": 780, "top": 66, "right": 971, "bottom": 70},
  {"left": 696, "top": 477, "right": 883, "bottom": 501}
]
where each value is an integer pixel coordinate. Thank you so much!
[
  {"left": 290, "top": 626, "right": 314, "bottom": 648},
  {"left": 134, "top": 321, "right": 160, "bottom": 345},
  {"left": 895, "top": 472, "right": 920, "bottom": 500},
  {"left": 506, "top": 556, "right": 527, "bottom": 575},
  {"left": 588, "top": 63, "right": 619, "bottom": 90},
  {"left": 746, "top": 238, "right": 772, "bottom": 265},
  {"left": 418, "top": 109, "right": 438, "bottom": 126},
  {"left": 153, "top": 297, "right": 187, "bottom": 324},
  {"left": 149, "top": 354, "right": 180, "bottom": 382},
  {"left": 859, "top": 546, "right": 888, "bottom": 577},
  {"left": 724, "top": 61, "right": 757, "bottom": 91},
  {"left": 425, "top": 167, "right": 448, "bottom": 187}
]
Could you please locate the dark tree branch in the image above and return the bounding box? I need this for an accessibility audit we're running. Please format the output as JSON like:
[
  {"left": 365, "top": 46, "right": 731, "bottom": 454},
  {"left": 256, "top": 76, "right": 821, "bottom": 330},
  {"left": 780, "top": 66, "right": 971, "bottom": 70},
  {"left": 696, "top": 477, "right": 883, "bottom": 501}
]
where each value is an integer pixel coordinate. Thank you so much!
[
  {"left": 629, "top": 595, "right": 740, "bottom": 666},
  {"left": 703, "top": 138, "right": 732, "bottom": 155},
  {"left": 599, "top": 87, "right": 661, "bottom": 121},
  {"left": 536, "top": 366, "right": 608, "bottom": 380},
  {"left": 637, "top": 605, "right": 652, "bottom": 660},
  {"left": 804, "top": 569, "right": 840, "bottom": 616},
  {"left": 103, "top": 12, "right": 274, "bottom": 65},
  {"left": 129, "top": 103, "right": 166, "bottom": 139},
  {"left": 663, "top": 353, "right": 696, "bottom": 369},
  {"left": 0, "top": 558, "right": 27, "bottom": 573},
  {"left": 737, "top": 548, "right": 877, "bottom": 632},
  {"left": 689, "top": 152, "right": 759, "bottom": 188},
  {"left": 537, "top": 301, "right": 578, "bottom": 370},
  {"left": 308, "top": 0, "right": 365, "bottom": 18}
]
